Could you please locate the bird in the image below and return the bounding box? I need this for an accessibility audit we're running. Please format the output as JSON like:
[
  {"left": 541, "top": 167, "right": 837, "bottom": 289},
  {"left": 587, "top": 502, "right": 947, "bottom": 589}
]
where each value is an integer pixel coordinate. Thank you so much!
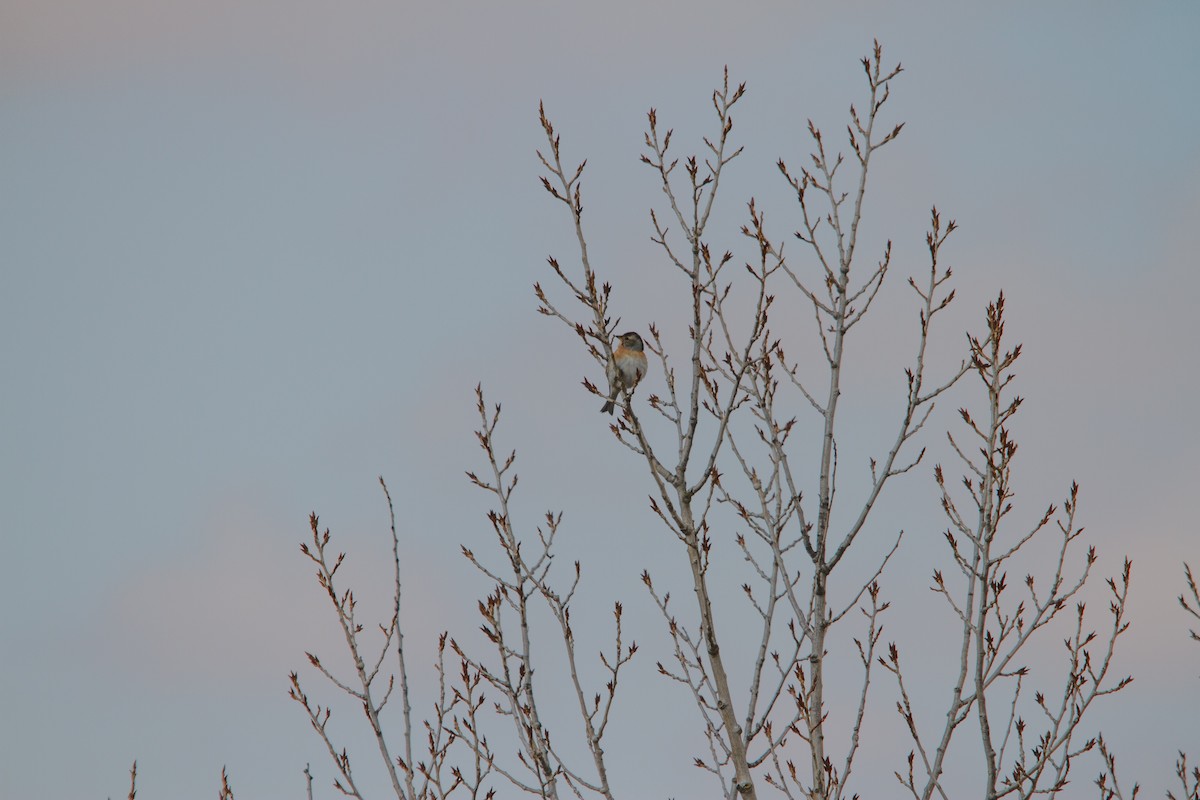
[{"left": 600, "top": 331, "right": 648, "bottom": 415}]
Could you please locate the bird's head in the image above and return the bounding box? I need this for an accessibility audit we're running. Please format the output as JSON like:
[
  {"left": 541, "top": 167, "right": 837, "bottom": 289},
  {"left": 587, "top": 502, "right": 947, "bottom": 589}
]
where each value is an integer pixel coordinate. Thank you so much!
[{"left": 618, "top": 331, "right": 644, "bottom": 351}]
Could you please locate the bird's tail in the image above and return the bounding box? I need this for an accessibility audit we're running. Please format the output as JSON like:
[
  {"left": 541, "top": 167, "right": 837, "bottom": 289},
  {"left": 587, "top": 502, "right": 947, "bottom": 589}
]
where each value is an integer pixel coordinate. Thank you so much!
[{"left": 600, "top": 398, "right": 615, "bottom": 415}]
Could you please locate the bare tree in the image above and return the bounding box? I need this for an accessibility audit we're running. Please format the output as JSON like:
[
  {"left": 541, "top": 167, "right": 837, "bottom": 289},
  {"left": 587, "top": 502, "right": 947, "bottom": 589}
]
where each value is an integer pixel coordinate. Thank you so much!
[
  {"left": 534, "top": 43, "right": 927, "bottom": 800},
  {"left": 287, "top": 390, "right": 634, "bottom": 800},
  {"left": 884, "top": 294, "right": 1132, "bottom": 800},
  {"left": 534, "top": 42, "right": 1132, "bottom": 800},
  {"left": 288, "top": 481, "right": 496, "bottom": 800},
  {"left": 455, "top": 386, "right": 635, "bottom": 800},
  {"left": 285, "top": 41, "right": 1135, "bottom": 800}
]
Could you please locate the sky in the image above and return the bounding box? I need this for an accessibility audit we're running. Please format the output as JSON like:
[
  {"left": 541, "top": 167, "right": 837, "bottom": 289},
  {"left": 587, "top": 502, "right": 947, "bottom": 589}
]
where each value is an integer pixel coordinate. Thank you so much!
[{"left": 2, "top": 2, "right": 1199, "bottom": 798}]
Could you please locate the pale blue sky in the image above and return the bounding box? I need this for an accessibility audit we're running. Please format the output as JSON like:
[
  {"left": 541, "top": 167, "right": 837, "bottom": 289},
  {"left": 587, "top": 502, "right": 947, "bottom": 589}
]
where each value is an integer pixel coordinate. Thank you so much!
[{"left": 3, "top": 2, "right": 1198, "bottom": 798}]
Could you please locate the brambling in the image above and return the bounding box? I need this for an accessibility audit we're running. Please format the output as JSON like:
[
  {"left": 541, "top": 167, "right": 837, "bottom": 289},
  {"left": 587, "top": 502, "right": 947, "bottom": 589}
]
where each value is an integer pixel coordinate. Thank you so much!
[{"left": 600, "top": 331, "right": 648, "bottom": 415}]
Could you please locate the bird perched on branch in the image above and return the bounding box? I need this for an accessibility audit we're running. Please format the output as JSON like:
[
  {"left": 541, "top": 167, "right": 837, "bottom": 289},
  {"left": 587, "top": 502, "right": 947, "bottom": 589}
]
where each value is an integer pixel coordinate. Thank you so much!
[{"left": 600, "top": 331, "right": 648, "bottom": 415}]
